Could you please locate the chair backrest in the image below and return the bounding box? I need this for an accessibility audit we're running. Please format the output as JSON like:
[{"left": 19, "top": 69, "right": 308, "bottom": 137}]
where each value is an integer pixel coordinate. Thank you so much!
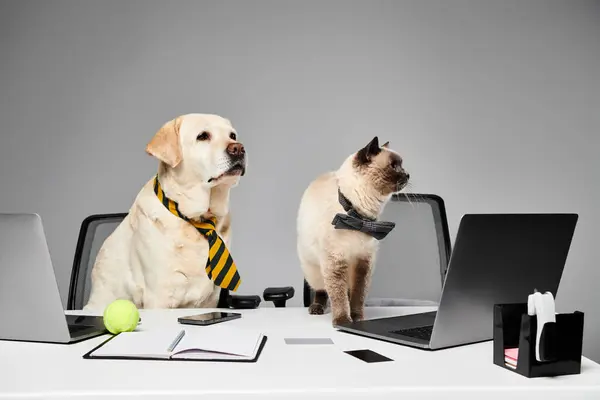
[
  {"left": 302, "top": 193, "right": 452, "bottom": 307},
  {"left": 67, "top": 213, "right": 231, "bottom": 310},
  {"left": 67, "top": 213, "right": 127, "bottom": 310}
]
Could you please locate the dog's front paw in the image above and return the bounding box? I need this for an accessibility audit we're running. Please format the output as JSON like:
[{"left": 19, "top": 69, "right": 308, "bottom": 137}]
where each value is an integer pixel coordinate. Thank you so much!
[
  {"left": 332, "top": 314, "right": 352, "bottom": 326},
  {"left": 351, "top": 309, "right": 364, "bottom": 322},
  {"left": 308, "top": 303, "right": 325, "bottom": 315}
]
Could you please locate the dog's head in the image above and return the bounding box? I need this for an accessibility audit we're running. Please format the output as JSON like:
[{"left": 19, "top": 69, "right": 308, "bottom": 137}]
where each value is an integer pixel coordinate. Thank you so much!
[
  {"left": 351, "top": 136, "right": 410, "bottom": 196},
  {"left": 146, "top": 114, "right": 247, "bottom": 187}
]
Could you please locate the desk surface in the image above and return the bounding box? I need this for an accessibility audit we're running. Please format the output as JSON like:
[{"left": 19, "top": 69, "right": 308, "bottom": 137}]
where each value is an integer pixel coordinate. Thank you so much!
[{"left": 2, "top": 306, "right": 600, "bottom": 400}]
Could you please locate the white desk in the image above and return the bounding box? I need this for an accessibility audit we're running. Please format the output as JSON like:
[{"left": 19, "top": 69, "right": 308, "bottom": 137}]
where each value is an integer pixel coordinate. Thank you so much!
[{"left": 1, "top": 307, "right": 600, "bottom": 400}]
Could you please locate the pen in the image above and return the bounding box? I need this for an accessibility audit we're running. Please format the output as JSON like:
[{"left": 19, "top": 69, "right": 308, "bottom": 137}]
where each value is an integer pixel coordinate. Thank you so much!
[{"left": 167, "top": 329, "right": 186, "bottom": 353}]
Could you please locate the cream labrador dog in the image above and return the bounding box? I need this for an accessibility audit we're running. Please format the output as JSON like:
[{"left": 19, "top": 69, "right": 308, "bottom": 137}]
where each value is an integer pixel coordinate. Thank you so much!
[{"left": 84, "top": 114, "right": 246, "bottom": 311}]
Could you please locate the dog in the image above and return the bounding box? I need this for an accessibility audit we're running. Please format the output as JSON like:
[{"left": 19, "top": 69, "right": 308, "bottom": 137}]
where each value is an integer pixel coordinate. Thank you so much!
[
  {"left": 84, "top": 113, "right": 247, "bottom": 311},
  {"left": 296, "top": 136, "right": 409, "bottom": 326}
]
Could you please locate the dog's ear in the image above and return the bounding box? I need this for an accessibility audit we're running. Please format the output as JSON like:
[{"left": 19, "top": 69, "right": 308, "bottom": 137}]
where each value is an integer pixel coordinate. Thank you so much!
[
  {"left": 146, "top": 117, "right": 183, "bottom": 167},
  {"left": 382, "top": 141, "right": 389, "bottom": 148},
  {"left": 356, "top": 136, "right": 381, "bottom": 165}
]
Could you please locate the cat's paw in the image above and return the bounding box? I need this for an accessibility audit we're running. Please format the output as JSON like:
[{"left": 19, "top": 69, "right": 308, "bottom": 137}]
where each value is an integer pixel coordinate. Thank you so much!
[
  {"left": 308, "top": 303, "right": 325, "bottom": 315},
  {"left": 332, "top": 314, "right": 352, "bottom": 326}
]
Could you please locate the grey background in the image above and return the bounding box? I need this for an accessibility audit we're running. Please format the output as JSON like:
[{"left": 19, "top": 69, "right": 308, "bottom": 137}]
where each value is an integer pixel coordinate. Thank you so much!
[{"left": 0, "top": 0, "right": 598, "bottom": 361}]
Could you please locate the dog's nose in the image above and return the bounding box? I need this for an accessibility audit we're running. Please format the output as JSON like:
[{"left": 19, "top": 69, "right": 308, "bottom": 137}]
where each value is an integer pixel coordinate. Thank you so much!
[{"left": 227, "top": 143, "right": 245, "bottom": 157}]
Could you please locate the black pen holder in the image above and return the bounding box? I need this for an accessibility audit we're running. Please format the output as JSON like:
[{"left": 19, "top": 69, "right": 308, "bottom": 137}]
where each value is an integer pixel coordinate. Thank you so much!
[{"left": 493, "top": 303, "right": 584, "bottom": 378}]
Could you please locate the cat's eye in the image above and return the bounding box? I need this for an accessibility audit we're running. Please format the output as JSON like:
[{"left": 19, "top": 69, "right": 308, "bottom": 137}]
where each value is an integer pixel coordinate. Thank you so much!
[
  {"left": 229, "top": 132, "right": 237, "bottom": 141},
  {"left": 197, "top": 131, "right": 210, "bottom": 141},
  {"left": 391, "top": 160, "right": 402, "bottom": 171}
]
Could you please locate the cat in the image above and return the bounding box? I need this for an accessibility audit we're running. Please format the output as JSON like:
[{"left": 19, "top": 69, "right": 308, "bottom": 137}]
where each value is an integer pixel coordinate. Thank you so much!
[{"left": 296, "top": 136, "right": 410, "bottom": 326}]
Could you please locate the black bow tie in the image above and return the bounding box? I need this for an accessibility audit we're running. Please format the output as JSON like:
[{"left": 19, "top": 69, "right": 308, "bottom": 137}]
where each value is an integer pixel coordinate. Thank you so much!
[{"left": 331, "top": 189, "right": 396, "bottom": 240}]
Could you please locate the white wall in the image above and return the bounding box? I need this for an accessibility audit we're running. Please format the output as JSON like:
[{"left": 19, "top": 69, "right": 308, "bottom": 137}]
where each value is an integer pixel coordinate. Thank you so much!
[{"left": 1, "top": 0, "right": 598, "bottom": 361}]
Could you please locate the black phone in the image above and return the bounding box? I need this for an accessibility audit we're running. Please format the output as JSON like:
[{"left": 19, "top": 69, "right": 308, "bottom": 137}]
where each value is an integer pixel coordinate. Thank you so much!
[{"left": 177, "top": 312, "right": 241, "bottom": 326}]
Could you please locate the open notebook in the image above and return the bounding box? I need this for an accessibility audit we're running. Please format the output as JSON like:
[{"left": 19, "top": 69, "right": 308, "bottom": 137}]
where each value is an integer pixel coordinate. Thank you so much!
[{"left": 84, "top": 326, "right": 267, "bottom": 362}]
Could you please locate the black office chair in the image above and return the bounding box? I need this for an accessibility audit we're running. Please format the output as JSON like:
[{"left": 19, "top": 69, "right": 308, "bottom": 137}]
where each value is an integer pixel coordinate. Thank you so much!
[
  {"left": 66, "top": 213, "right": 295, "bottom": 310},
  {"left": 300, "top": 193, "right": 452, "bottom": 308},
  {"left": 68, "top": 193, "right": 449, "bottom": 310}
]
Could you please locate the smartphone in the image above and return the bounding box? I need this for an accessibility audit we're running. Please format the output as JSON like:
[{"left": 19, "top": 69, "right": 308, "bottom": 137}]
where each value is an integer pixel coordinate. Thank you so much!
[{"left": 177, "top": 312, "right": 241, "bottom": 326}]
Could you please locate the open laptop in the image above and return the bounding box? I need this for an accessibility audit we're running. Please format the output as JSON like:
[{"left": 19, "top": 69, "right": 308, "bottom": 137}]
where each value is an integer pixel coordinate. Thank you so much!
[
  {"left": 336, "top": 213, "right": 578, "bottom": 350},
  {"left": 0, "top": 213, "right": 107, "bottom": 344}
]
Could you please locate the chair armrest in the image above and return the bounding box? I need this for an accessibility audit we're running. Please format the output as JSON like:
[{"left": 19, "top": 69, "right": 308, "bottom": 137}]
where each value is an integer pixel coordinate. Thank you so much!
[
  {"left": 263, "top": 286, "right": 295, "bottom": 307},
  {"left": 227, "top": 294, "right": 262, "bottom": 309}
]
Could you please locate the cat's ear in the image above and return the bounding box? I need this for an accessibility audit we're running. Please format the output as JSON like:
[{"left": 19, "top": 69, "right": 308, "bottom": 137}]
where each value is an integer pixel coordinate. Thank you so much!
[
  {"left": 356, "top": 136, "right": 381, "bottom": 165},
  {"left": 382, "top": 141, "right": 389, "bottom": 148}
]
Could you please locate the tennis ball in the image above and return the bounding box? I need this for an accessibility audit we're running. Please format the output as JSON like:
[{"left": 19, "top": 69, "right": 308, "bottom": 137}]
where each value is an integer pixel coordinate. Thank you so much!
[{"left": 103, "top": 299, "right": 140, "bottom": 334}]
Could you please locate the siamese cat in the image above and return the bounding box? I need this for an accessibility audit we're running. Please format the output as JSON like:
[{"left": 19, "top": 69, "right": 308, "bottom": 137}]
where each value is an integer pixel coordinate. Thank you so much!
[{"left": 296, "top": 137, "right": 410, "bottom": 326}]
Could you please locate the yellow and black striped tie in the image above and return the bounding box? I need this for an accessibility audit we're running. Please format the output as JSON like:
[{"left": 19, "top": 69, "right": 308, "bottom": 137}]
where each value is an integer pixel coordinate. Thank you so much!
[{"left": 153, "top": 176, "right": 241, "bottom": 292}]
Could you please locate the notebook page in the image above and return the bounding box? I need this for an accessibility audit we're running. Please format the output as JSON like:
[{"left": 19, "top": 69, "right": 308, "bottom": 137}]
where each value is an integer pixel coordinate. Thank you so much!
[
  {"left": 172, "top": 349, "right": 248, "bottom": 361},
  {"left": 173, "top": 334, "right": 264, "bottom": 361},
  {"left": 91, "top": 327, "right": 182, "bottom": 359},
  {"left": 173, "top": 326, "right": 263, "bottom": 357}
]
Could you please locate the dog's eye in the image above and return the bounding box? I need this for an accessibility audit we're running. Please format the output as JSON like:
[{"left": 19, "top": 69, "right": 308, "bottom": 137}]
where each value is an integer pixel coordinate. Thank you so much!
[
  {"left": 197, "top": 131, "right": 210, "bottom": 141},
  {"left": 229, "top": 132, "right": 237, "bottom": 141}
]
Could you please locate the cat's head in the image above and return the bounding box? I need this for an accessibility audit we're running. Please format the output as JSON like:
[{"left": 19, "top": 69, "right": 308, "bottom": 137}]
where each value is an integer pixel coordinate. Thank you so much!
[{"left": 349, "top": 136, "right": 410, "bottom": 197}]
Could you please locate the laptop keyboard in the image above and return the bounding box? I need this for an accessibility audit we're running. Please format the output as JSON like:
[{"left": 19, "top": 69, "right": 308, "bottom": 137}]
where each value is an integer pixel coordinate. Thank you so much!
[
  {"left": 68, "top": 324, "right": 93, "bottom": 335},
  {"left": 391, "top": 325, "right": 433, "bottom": 341}
]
